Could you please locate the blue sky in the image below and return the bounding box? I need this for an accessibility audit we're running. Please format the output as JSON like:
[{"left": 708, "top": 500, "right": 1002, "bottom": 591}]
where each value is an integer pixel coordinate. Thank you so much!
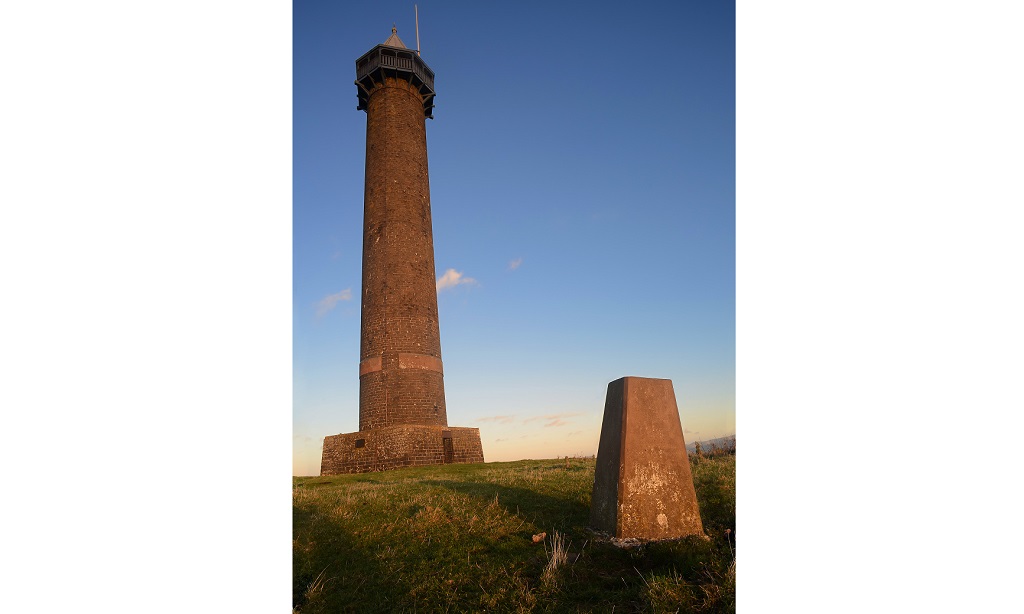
[{"left": 293, "top": 0, "right": 735, "bottom": 475}]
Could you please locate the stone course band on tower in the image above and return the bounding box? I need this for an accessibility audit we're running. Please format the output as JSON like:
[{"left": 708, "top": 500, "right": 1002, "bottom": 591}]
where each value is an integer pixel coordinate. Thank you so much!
[{"left": 321, "top": 27, "right": 484, "bottom": 475}]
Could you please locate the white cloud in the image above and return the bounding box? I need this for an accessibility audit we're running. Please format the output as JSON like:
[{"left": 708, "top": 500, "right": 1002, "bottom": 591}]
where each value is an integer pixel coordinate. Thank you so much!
[
  {"left": 436, "top": 268, "right": 476, "bottom": 292},
  {"left": 508, "top": 257, "right": 523, "bottom": 271},
  {"left": 315, "top": 288, "right": 352, "bottom": 317}
]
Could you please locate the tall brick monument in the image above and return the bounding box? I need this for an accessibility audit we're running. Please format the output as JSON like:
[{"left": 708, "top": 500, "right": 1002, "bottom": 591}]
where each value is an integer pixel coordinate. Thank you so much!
[{"left": 321, "top": 27, "right": 484, "bottom": 475}]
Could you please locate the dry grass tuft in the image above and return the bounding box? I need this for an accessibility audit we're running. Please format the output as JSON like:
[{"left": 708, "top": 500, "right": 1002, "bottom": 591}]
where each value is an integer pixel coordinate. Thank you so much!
[
  {"left": 541, "top": 530, "right": 569, "bottom": 587},
  {"left": 302, "top": 566, "right": 333, "bottom": 609}
]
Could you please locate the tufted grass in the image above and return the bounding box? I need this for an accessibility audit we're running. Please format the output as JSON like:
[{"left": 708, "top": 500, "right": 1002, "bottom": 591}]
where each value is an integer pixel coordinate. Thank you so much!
[{"left": 293, "top": 454, "right": 735, "bottom": 613}]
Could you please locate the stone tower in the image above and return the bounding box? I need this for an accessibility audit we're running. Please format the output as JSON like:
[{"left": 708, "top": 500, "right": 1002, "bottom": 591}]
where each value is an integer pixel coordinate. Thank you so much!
[{"left": 320, "top": 27, "right": 485, "bottom": 475}]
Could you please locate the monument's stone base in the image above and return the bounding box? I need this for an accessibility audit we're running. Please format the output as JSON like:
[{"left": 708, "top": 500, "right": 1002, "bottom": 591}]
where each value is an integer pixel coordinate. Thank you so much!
[
  {"left": 590, "top": 377, "right": 703, "bottom": 540},
  {"left": 320, "top": 425, "right": 484, "bottom": 475}
]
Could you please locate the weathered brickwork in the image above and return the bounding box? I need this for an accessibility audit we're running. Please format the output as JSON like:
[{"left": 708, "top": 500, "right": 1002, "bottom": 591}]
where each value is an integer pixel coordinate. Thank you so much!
[
  {"left": 359, "top": 76, "right": 447, "bottom": 427},
  {"left": 358, "top": 364, "right": 447, "bottom": 430},
  {"left": 321, "top": 426, "right": 484, "bottom": 475},
  {"left": 319, "top": 36, "right": 486, "bottom": 476}
]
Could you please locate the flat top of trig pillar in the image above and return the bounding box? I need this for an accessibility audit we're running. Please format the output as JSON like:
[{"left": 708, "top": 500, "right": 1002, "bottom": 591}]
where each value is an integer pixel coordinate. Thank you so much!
[{"left": 612, "top": 376, "right": 673, "bottom": 384}]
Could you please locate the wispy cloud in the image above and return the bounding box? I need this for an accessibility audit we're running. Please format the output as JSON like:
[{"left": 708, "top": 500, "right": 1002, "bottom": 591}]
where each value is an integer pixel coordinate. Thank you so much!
[
  {"left": 436, "top": 268, "right": 477, "bottom": 292},
  {"left": 523, "top": 412, "right": 585, "bottom": 428},
  {"left": 477, "top": 415, "right": 517, "bottom": 424},
  {"left": 293, "top": 434, "right": 322, "bottom": 450},
  {"left": 315, "top": 288, "right": 352, "bottom": 317},
  {"left": 508, "top": 257, "right": 523, "bottom": 271}
]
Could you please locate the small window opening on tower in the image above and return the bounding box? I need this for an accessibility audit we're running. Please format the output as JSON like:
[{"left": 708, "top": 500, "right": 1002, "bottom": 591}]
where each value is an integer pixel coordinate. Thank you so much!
[{"left": 355, "top": 439, "right": 366, "bottom": 448}]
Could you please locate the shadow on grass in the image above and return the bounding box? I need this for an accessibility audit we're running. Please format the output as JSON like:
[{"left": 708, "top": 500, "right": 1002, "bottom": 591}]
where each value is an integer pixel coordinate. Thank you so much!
[
  {"left": 419, "top": 479, "right": 722, "bottom": 610},
  {"left": 293, "top": 501, "right": 417, "bottom": 613},
  {"left": 422, "top": 479, "right": 589, "bottom": 536}
]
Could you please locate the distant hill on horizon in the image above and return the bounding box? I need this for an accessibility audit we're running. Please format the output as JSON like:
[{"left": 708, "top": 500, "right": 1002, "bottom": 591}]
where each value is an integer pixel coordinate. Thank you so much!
[{"left": 686, "top": 434, "right": 736, "bottom": 454}]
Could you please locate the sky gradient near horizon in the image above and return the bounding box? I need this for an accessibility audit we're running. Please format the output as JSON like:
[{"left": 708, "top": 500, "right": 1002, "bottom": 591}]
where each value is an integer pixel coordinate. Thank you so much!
[{"left": 293, "top": 0, "right": 735, "bottom": 476}]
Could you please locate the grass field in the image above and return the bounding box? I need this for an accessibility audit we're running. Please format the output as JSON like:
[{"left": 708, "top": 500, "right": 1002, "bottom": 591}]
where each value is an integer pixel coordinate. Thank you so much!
[{"left": 293, "top": 449, "right": 735, "bottom": 613}]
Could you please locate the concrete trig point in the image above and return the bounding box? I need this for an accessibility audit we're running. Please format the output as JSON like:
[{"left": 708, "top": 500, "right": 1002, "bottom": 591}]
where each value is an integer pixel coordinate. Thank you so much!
[
  {"left": 320, "top": 27, "right": 484, "bottom": 474},
  {"left": 590, "top": 377, "right": 703, "bottom": 540}
]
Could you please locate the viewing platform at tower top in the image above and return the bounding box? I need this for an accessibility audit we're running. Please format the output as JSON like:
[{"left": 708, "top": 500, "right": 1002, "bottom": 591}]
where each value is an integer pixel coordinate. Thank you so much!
[{"left": 355, "top": 27, "right": 435, "bottom": 118}]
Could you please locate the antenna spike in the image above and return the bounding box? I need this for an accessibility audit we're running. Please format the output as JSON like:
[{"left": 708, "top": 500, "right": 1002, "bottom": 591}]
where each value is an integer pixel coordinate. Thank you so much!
[{"left": 415, "top": 5, "right": 421, "bottom": 56}]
